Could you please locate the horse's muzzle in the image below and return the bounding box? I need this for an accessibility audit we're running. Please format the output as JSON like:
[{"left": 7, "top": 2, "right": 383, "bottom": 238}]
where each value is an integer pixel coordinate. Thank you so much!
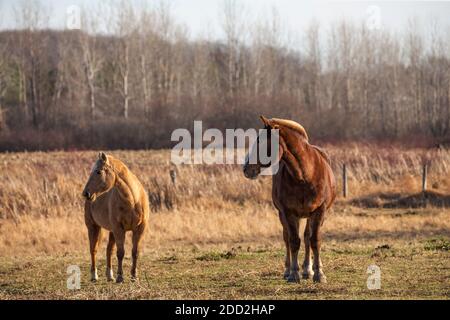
[
  {"left": 243, "top": 165, "right": 260, "bottom": 180},
  {"left": 83, "top": 191, "right": 93, "bottom": 201}
]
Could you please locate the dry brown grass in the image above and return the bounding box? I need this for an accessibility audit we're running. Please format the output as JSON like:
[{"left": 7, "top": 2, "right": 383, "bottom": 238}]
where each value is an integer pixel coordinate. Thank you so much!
[
  {"left": 0, "top": 145, "right": 449, "bottom": 299},
  {"left": 0, "top": 145, "right": 449, "bottom": 257}
]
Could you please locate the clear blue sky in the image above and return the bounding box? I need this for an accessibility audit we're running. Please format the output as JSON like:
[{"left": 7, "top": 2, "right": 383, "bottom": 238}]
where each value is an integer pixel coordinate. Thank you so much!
[{"left": 1, "top": 0, "right": 449, "bottom": 40}]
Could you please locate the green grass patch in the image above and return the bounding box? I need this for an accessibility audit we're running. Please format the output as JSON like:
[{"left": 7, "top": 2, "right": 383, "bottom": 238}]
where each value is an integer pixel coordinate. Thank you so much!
[{"left": 424, "top": 237, "right": 450, "bottom": 251}]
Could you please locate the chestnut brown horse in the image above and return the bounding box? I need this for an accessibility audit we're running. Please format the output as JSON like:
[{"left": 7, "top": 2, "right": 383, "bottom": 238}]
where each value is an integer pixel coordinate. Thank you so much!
[
  {"left": 243, "top": 116, "right": 336, "bottom": 283},
  {"left": 82, "top": 152, "right": 149, "bottom": 283}
]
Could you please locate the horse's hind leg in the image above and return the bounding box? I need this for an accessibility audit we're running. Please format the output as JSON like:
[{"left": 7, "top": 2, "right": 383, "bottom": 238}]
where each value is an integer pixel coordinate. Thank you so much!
[
  {"left": 309, "top": 206, "right": 327, "bottom": 283},
  {"left": 131, "top": 223, "right": 146, "bottom": 281},
  {"left": 286, "top": 213, "right": 301, "bottom": 283},
  {"left": 278, "top": 211, "right": 290, "bottom": 279},
  {"left": 113, "top": 228, "right": 126, "bottom": 283},
  {"left": 87, "top": 225, "right": 102, "bottom": 282},
  {"left": 302, "top": 219, "right": 314, "bottom": 280},
  {"left": 106, "top": 232, "right": 116, "bottom": 282}
]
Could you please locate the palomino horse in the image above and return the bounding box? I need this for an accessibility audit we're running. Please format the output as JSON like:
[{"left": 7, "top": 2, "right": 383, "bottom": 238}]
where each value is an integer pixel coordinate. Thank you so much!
[
  {"left": 82, "top": 152, "right": 149, "bottom": 283},
  {"left": 243, "top": 116, "right": 336, "bottom": 283}
]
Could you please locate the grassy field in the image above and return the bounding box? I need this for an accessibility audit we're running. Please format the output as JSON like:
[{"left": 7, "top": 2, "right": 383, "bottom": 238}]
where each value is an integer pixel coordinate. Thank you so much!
[
  {"left": 0, "top": 222, "right": 448, "bottom": 300},
  {"left": 0, "top": 147, "right": 449, "bottom": 299}
]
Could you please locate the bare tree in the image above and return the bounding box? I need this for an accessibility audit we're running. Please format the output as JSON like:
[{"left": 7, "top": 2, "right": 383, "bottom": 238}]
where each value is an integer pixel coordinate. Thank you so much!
[
  {"left": 305, "top": 21, "right": 322, "bottom": 123},
  {"left": 79, "top": 5, "right": 106, "bottom": 121},
  {"left": 1, "top": 3, "right": 450, "bottom": 150},
  {"left": 406, "top": 18, "right": 424, "bottom": 130},
  {"left": 425, "top": 19, "right": 450, "bottom": 137},
  {"left": 0, "top": 38, "right": 9, "bottom": 131},
  {"left": 112, "top": 0, "right": 138, "bottom": 119},
  {"left": 13, "top": 0, "right": 50, "bottom": 127},
  {"left": 220, "top": 0, "right": 247, "bottom": 101},
  {"left": 137, "top": 7, "right": 157, "bottom": 118}
]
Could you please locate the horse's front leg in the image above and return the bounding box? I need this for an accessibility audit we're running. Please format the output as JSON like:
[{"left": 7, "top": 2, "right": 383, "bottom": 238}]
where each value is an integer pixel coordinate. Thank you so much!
[
  {"left": 87, "top": 225, "right": 102, "bottom": 282},
  {"left": 278, "top": 211, "right": 290, "bottom": 279},
  {"left": 302, "top": 218, "right": 314, "bottom": 280},
  {"left": 282, "top": 227, "right": 291, "bottom": 280},
  {"left": 286, "top": 213, "right": 301, "bottom": 283},
  {"left": 309, "top": 206, "right": 327, "bottom": 283},
  {"left": 113, "top": 228, "right": 126, "bottom": 283},
  {"left": 106, "top": 232, "right": 116, "bottom": 282}
]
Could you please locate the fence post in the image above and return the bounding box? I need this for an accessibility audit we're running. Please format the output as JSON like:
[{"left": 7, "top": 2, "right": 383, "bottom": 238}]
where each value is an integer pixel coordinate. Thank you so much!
[
  {"left": 170, "top": 169, "right": 177, "bottom": 185},
  {"left": 343, "top": 164, "right": 348, "bottom": 198},
  {"left": 422, "top": 164, "right": 427, "bottom": 193}
]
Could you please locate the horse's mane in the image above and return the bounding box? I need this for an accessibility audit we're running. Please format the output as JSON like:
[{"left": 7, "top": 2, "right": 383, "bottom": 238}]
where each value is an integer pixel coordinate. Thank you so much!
[
  {"left": 270, "top": 118, "right": 331, "bottom": 165},
  {"left": 106, "top": 155, "right": 143, "bottom": 205},
  {"left": 271, "top": 118, "right": 309, "bottom": 141},
  {"left": 105, "top": 156, "right": 130, "bottom": 178}
]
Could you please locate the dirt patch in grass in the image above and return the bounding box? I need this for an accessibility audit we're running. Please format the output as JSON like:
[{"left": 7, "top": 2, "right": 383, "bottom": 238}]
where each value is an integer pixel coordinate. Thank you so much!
[{"left": 196, "top": 249, "right": 237, "bottom": 261}]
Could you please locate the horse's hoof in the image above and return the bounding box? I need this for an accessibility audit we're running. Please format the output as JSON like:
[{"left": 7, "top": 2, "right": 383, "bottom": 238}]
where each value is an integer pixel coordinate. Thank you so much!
[
  {"left": 302, "top": 272, "right": 314, "bottom": 280},
  {"left": 90, "top": 270, "right": 98, "bottom": 282},
  {"left": 106, "top": 269, "right": 115, "bottom": 282},
  {"left": 116, "top": 275, "right": 124, "bottom": 283},
  {"left": 283, "top": 270, "right": 290, "bottom": 280},
  {"left": 131, "top": 277, "right": 138, "bottom": 283},
  {"left": 313, "top": 273, "right": 327, "bottom": 284},
  {"left": 287, "top": 271, "right": 300, "bottom": 283}
]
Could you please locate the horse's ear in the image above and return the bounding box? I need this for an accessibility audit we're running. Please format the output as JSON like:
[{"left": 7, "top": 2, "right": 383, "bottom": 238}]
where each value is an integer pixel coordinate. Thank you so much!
[
  {"left": 260, "top": 115, "right": 270, "bottom": 127},
  {"left": 98, "top": 152, "right": 108, "bottom": 163}
]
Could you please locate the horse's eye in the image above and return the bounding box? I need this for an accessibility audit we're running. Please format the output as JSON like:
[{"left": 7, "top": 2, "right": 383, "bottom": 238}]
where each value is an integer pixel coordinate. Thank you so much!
[{"left": 96, "top": 170, "right": 101, "bottom": 175}]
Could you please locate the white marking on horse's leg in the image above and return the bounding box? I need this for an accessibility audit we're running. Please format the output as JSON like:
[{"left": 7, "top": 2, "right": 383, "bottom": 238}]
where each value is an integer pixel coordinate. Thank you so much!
[
  {"left": 302, "top": 255, "right": 314, "bottom": 280},
  {"left": 106, "top": 268, "right": 115, "bottom": 282},
  {"left": 91, "top": 268, "right": 98, "bottom": 282},
  {"left": 312, "top": 254, "right": 327, "bottom": 283},
  {"left": 302, "top": 219, "right": 314, "bottom": 280}
]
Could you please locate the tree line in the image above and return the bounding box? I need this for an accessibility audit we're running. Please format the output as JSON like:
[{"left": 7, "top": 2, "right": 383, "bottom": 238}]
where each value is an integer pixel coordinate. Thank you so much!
[{"left": 0, "top": 1, "right": 449, "bottom": 151}]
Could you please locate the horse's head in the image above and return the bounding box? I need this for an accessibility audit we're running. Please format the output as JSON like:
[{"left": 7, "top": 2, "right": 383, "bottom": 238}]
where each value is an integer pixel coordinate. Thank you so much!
[
  {"left": 82, "top": 152, "right": 116, "bottom": 202},
  {"left": 243, "top": 115, "right": 281, "bottom": 179}
]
